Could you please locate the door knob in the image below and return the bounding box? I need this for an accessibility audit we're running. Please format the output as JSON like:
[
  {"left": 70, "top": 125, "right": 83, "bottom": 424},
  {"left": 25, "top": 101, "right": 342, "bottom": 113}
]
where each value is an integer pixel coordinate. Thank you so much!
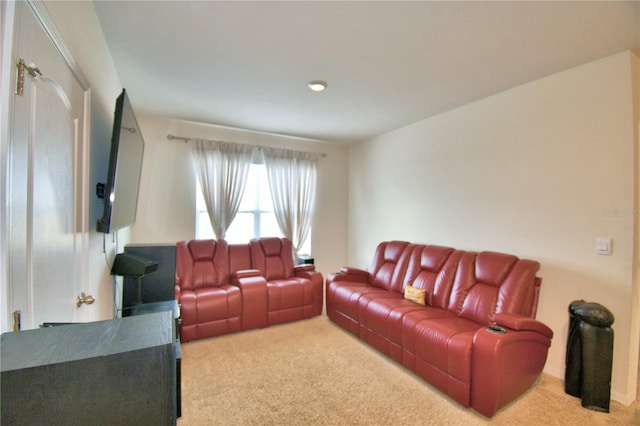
[{"left": 76, "top": 292, "right": 95, "bottom": 307}]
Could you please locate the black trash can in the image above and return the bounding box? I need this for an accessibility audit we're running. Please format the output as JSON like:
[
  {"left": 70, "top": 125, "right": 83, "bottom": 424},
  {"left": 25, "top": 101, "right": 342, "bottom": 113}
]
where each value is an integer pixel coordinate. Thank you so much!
[{"left": 565, "top": 300, "right": 615, "bottom": 412}]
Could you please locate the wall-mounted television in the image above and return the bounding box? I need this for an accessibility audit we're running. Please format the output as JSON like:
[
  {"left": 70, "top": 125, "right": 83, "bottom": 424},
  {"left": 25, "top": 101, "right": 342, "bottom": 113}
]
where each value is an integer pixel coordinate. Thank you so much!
[{"left": 96, "top": 89, "right": 145, "bottom": 233}]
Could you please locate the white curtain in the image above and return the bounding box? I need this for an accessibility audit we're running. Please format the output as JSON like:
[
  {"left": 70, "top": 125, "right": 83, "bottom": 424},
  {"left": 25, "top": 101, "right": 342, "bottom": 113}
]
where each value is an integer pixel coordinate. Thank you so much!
[
  {"left": 262, "top": 147, "right": 320, "bottom": 258},
  {"left": 190, "top": 139, "right": 255, "bottom": 240}
]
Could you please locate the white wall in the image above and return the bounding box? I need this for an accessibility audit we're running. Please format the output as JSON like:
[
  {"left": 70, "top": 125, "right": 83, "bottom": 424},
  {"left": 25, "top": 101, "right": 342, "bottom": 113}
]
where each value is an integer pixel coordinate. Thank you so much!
[
  {"left": 130, "top": 115, "right": 349, "bottom": 283},
  {"left": 349, "top": 51, "right": 640, "bottom": 404}
]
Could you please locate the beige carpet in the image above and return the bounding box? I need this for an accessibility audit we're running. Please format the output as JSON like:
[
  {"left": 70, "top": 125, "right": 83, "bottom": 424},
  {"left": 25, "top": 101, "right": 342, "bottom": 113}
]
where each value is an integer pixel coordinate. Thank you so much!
[{"left": 178, "top": 316, "right": 639, "bottom": 425}]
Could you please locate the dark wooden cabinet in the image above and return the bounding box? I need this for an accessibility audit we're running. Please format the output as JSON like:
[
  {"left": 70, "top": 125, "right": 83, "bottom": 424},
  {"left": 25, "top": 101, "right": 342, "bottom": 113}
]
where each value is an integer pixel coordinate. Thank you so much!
[
  {"left": 1, "top": 312, "right": 176, "bottom": 426},
  {"left": 128, "top": 300, "right": 182, "bottom": 418}
]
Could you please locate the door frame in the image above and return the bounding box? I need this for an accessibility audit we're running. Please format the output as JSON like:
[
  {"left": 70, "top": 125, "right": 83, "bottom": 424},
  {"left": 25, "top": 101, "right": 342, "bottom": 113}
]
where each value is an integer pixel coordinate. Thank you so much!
[{"left": 1, "top": 0, "right": 91, "bottom": 331}]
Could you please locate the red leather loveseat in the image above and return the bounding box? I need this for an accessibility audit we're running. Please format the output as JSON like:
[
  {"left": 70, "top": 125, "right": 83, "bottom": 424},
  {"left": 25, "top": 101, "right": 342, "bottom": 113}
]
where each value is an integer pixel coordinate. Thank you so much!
[
  {"left": 326, "top": 241, "right": 553, "bottom": 418},
  {"left": 175, "top": 237, "right": 323, "bottom": 342}
]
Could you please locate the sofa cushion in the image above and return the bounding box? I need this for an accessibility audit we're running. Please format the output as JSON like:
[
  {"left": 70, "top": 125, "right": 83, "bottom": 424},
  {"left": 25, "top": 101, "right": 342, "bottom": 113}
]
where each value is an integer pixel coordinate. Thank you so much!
[
  {"left": 413, "top": 317, "right": 480, "bottom": 370},
  {"left": 361, "top": 296, "right": 427, "bottom": 345},
  {"left": 267, "top": 278, "right": 315, "bottom": 311},
  {"left": 495, "top": 259, "right": 541, "bottom": 317},
  {"left": 368, "top": 241, "right": 413, "bottom": 290},
  {"left": 402, "top": 245, "right": 462, "bottom": 308},
  {"left": 265, "top": 277, "right": 319, "bottom": 325},
  {"left": 448, "top": 251, "right": 538, "bottom": 325},
  {"left": 178, "top": 284, "right": 243, "bottom": 341},
  {"left": 176, "top": 239, "right": 230, "bottom": 290},
  {"left": 400, "top": 308, "right": 457, "bottom": 357},
  {"left": 328, "top": 282, "right": 390, "bottom": 322},
  {"left": 250, "top": 238, "right": 294, "bottom": 280},
  {"left": 196, "top": 285, "right": 242, "bottom": 322},
  {"left": 475, "top": 251, "right": 517, "bottom": 286},
  {"left": 411, "top": 317, "right": 481, "bottom": 406}
]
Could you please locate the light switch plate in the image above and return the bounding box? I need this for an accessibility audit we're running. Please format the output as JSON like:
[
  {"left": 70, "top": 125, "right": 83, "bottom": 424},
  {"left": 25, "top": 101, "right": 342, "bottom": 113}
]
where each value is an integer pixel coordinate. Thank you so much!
[{"left": 596, "top": 237, "right": 612, "bottom": 255}]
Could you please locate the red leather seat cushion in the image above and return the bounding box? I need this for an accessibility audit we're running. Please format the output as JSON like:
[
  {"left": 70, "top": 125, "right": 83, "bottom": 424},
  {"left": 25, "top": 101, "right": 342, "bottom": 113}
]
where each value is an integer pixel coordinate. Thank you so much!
[
  {"left": 413, "top": 317, "right": 480, "bottom": 373},
  {"left": 195, "top": 285, "right": 242, "bottom": 322},
  {"left": 267, "top": 278, "right": 315, "bottom": 311},
  {"left": 412, "top": 317, "right": 481, "bottom": 405},
  {"left": 328, "top": 283, "right": 389, "bottom": 322},
  {"left": 361, "top": 296, "right": 428, "bottom": 344}
]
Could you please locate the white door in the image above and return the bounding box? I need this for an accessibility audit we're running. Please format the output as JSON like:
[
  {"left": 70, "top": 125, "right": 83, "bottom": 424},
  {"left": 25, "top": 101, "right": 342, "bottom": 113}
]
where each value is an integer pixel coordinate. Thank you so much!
[{"left": 7, "top": 2, "right": 89, "bottom": 329}]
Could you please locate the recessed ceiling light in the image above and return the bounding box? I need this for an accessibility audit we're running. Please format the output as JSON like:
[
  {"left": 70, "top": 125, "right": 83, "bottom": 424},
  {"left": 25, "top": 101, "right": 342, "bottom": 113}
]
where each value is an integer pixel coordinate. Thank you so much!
[{"left": 308, "top": 80, "right": 327, "bottom": 92}]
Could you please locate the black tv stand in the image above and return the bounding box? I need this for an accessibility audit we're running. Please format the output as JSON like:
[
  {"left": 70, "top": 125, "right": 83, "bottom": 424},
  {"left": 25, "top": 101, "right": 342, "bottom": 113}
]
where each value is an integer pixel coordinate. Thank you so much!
[{"left": 1, "top": 312, "right": 177, "bottom": 425}]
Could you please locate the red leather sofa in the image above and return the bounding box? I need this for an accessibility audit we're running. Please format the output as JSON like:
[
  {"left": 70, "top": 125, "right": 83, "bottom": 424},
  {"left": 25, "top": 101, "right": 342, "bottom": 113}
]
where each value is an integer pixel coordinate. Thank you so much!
[
  {"left": 175, "top": 237, "right": 323, "bottom": 342},
  {"left": 326, "top": 241, "right": 553, "bottom": 418}
]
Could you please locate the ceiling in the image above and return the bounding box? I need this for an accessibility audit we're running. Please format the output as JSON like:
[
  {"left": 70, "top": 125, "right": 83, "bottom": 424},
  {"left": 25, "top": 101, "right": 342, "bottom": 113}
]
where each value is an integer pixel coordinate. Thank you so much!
[{"left": 93, "top": 1, "right": 640, "bottom": 145}]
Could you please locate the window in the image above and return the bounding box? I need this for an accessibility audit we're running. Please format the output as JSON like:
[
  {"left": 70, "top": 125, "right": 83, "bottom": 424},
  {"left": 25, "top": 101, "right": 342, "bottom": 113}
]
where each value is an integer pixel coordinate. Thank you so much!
[
  {"left": 195, "top": 164, "right": 311, "bottom": 254},
  {"left": 196, "top": 163, "right": 279, "bottom": 242}
]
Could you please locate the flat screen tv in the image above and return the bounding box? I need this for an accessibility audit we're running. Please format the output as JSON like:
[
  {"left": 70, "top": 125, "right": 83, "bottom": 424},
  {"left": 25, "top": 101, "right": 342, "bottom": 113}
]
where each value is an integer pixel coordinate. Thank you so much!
[{"left": 96, "top": 89, "right": 145, "bottom": 233}]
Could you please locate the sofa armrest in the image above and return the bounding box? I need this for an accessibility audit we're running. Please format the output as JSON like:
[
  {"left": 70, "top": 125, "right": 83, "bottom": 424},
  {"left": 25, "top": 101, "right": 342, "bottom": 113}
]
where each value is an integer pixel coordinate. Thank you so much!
[
  {"left": 341, "top": 266, "right": 369, "bottom": 277},
  {"left": 294, "top": 268, "right": 322, "bottom": 280},
  {"left": 232, "top": 268, "right": 262, "bottom": 279},
  {"left": 327, "top": 267, "right": 370, "bottom": 284},
  {"left": 493, "top": 313, "right": 553, "bottom": 339},
  {"left": 293, "top": 268, "right": 324, "bottom": 316},
  {"left": 471, "top": 321, "right": 553, "bottom": 417},
  {"left": 174, "top": 273, "right": 182, "bottom": 301},
  {"left": 231, "top": 272, "right": 268, "bottom": 330},
  {"left": 177, "top": 289, "right": 196, "bottom": 342},
  {"left": 294, "top": 264, "right": 316, "bottom": 273}
]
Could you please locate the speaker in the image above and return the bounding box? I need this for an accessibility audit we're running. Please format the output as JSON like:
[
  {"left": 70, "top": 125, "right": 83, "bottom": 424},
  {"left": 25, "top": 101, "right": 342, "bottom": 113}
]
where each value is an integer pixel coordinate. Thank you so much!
[
  {"left": 297, "top": 255, "right": 314, "bottom": 265},
  {"left": 111, "top": 252, "right": 159, "bottom": 277},
  {"left": 122, "top": 245, "right": 176, "bottom": 308}
]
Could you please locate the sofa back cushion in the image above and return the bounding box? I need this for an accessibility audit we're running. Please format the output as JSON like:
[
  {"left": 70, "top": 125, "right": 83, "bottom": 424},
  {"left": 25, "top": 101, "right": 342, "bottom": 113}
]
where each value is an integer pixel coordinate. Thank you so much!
[
  {"left": 402, "top": 245, "right": 463, "bottom": 308},
  {"left": 368, "top": 241, "right": 413, "bottom": 291},
  {"left": 229, "top": 243, "right": 252, "bottom": 273},
  {"left": 250, "top": 238, "right": 294, "bottom": 280},
  {"left": 448, "top": 251, "right": 540, "bottom": 324},
  {"left": 176, "top": 239, "right": 230, "bottom": 291},
  {"left": 495, "top": 258, "right": 541, "bottom": 317}
]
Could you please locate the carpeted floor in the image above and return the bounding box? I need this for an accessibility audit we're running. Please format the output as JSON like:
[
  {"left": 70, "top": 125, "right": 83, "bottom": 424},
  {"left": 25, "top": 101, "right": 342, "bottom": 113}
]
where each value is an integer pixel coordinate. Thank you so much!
[{"left": 178, "top": 316, "right": 639, "bottom": 425}]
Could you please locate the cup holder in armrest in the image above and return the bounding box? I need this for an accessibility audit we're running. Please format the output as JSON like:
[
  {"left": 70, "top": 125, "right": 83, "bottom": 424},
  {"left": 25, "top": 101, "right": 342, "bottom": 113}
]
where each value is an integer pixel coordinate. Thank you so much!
[{"left": 486, "top": 325, "right": 506, "bottom": 334}]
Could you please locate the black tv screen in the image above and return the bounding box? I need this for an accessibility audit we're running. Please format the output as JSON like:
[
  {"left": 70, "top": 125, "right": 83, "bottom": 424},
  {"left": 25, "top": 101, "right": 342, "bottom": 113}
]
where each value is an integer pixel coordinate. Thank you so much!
[{"left": 96, "top": 89, "right": 145, "bottom": 233}]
